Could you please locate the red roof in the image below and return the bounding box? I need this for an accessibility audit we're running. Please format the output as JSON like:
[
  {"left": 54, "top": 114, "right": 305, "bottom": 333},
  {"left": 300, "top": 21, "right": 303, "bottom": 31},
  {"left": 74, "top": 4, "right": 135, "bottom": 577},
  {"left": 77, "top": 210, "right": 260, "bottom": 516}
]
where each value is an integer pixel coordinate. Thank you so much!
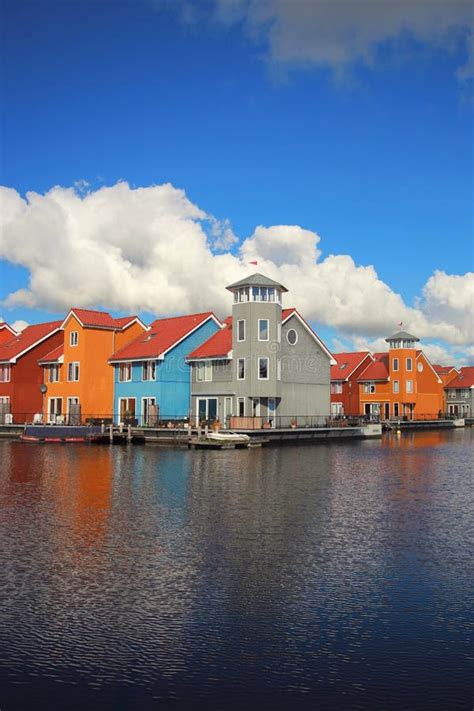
[
  {"left": 187, "top": 319, "right": 232, "bottom": 359},
  {"left": 65, "top": 308, "right": 140, "bottom": 330},
  {"left": 433, "top": 364, "right": 457, "bottom": 375},
  {"left": 0, "top": 321, "right": 62, "bottom": 363},
  {"left": 38, "top": 344, "right": 64, "bottom": 364},
  {"left": 445, "top": 366, "right": 474, "bottom": 389},
  {"left": 110, "top": 312, "right": 218, "bottom": 361},
  {"left": 331, "top": 352, "right": 372, "bottom": 381},
  {"left": 358, "top": 352, "right": 389, "bottom": 381}
]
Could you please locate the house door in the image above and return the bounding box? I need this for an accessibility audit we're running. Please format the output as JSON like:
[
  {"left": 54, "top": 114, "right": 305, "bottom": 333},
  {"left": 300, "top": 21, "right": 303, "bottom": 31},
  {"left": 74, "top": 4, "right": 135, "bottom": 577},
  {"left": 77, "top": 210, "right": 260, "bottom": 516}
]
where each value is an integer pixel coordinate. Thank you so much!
[
  {"left": 67, "top": 397, "right": 81, "bottom": 425},
  {"left": 197, "top": 398, "right": 218, "bottom": 424},
  {"left": 48, "top": 397, "right": 62, "bottom": 423},
  {"left": 384, "top": 403, "right": 390, "bottom": 419},
  {"left": 224, "top": 397, "right": 232, "bottom": 428},
  {"left": 119, "top": 398, "right": 136, "bottom": 423},
  {"left": 142, "top": 397, "right": 157, "bottom": 426}
]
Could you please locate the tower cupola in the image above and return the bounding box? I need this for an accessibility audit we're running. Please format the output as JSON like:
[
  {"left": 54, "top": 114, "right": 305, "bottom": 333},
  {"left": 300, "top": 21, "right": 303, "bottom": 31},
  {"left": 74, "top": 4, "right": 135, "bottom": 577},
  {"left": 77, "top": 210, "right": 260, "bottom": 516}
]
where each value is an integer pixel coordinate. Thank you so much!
[
  {"left": 385, "top": 330, "right": 419, "bottom": 349},
  {"left": 226, "top": 273, "right": 288, "bottom": 305}
]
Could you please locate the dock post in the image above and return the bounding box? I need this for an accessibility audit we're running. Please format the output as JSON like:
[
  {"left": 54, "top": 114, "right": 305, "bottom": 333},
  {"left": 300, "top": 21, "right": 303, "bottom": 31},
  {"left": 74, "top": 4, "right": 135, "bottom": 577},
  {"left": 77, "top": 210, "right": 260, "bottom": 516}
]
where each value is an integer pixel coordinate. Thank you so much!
[
  {"left": 127, "top": 425, "right": 132, "bottom": 442},
  {"left": 109, "top": 424, "right": 113, "bottom": 443}
]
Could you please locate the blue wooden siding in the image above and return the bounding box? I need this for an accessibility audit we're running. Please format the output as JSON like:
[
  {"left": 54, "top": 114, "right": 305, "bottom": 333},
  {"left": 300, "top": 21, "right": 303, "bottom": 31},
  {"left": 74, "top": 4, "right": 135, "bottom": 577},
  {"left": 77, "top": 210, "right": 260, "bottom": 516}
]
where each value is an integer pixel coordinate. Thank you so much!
[{"left": 113, "top": 319, "right": 219, "bottom": 422}]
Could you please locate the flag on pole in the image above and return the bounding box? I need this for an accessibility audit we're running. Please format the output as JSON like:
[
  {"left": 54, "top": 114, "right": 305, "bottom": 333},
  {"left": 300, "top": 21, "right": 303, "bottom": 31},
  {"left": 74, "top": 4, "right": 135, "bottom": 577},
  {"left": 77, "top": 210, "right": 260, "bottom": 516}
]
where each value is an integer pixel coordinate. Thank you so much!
[
  {"left": 398, "top": 321, "right": 403, "bottom": 327},
  {"left": 249, "top": 260, "right": 258, "bottom": 266}
]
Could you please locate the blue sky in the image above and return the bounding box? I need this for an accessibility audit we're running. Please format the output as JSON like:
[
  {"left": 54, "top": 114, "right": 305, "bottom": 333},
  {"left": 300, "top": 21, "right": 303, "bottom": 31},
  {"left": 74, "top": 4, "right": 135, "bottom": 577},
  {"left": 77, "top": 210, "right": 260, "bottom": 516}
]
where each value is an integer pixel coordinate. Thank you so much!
[{"left": 1, "top": 0, "right": 473, "bottom": 362}]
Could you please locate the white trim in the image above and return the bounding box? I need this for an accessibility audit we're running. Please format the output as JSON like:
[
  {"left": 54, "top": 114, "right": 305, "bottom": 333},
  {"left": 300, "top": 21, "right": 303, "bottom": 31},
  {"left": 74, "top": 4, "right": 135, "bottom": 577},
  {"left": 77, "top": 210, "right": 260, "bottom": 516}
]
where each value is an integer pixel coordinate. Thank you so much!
[
  {"left": 258, "top": 356, "right": 269, "bottom": 380},
  {"left": 67, "top": 361, "right": 80, "bottom": 382},
  {"left": 237, "top": 319, "right": 246, "bottom": 342},
  {"left": 186, "top": 355, "right": 231, "bottom": 362},
  {"left": 237, "top": 357, "right": 245, "bottom": 380},
  {"left": 141, "top": 360, "right": 157, "bottom": 382},
  {"left": 258, "top": 319, "right": 269, "bottom": 342},
  {"left": 282, "top": 310, "right": 335, "bottom": 363},
  {"left": 110, "top": 355, "right": 164, "bottom": 364},
  {"left": 286, "top": 328, "right": 298, "bottom": 345},
  {"left": 61, "top": 310, "right": 147, "bottom": 332},
  {"left": 0, "top": 323, "right": 18, "bottom": 337}
]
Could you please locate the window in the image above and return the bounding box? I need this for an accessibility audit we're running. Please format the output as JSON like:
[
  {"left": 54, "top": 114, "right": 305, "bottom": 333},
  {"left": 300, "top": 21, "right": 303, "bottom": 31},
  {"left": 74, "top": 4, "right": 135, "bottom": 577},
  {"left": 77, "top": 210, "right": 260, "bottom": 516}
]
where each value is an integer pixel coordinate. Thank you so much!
[
  {"left": 258, "top": 357, "right": 269, "bottom": 380},
  {"left": 237, "top": 319, "right": 245, "bottom": 342},
  {"left": 363, "top": 382, "right": 376, "bottom": 393},
  {"left": 406, "top": 357, "right": 413, "bottom": 371},
  {"left": 237, "top": 358, "right": 245, "bottom": 380},
  {"left": 331, "top": 383, "right": 343, "bottom": 394},
  {"left": 142, "top": 397, "right": 157, "bottom": 426},
  {"left": 119, "top": 398, "right": 135, "bottom": 422},
  {"left": 118, "top": 362, "right": 132, "bottom": 382},
  {"left": 393, "top": 403, "right": 399, "bottom": 417},
  {"left": 406, "top": 379, "right": 413, "bottom": 393},
  {"left": 393, "top": 358, "right": 399, "bottom": 371},
  {"left": 142, "top": 361, "right": 156, "bottom": 381},
  {"left": 196, "top": 361, "right": 212, "bottom": 382},
  {"left": 70, "top": 331, "right": 78, "bottom": 346},
  {"left": 67, "top": 362, "right": 80, "bottom": 382},
  {"left": 0, "top": 365, "right": 11, "bottom": 382},
  {"left": 238, "top": 397, "right": 245, "bottom": 416},
  {"left": 287, "top": 329, "right": 298, "bottom": 345},
  {"left": 258, "top": 319, "right": 269, "bottom": 341},
  {"left": 49, "top": 364, "right": 60, "bottom": 382},
  {"left": 393, "top": 380, "right": 399, "bottom": 393}
]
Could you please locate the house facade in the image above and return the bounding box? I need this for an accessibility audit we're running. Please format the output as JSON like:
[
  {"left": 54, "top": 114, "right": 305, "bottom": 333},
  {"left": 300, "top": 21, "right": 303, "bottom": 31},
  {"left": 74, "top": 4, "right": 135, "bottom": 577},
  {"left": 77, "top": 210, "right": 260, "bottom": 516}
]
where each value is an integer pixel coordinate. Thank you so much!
[
  {"left": 330, "top": 352, "right": 373, "bottom": 417},
  {"left": 187, "top": 274, "right": 333, "bottom": 427},
  {"left": 444, "top": 367, "right": 474, "bottom": 417},
  {"left": 357, "top": 331, "right": 446, "bottom": 420},
  {"left": 109, "top": 312, "right": 221, "bottom": 425},
  {"left": 0, "top": 321, "right": 63, "bottom": 423},
  {"left": 39, "top": 308, "right": 146, "bottom": 423}
]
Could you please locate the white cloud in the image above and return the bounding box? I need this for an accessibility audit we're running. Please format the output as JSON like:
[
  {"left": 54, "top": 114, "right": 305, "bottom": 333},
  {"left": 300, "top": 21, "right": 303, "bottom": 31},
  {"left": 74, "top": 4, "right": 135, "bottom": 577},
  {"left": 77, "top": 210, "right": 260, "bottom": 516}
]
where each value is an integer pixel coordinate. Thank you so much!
[
  {"left": 164, "top": 0, "right": 474, "bottom": 81},
  {"left": 0, "top": 182, "right": 473, "bottom": 359}
]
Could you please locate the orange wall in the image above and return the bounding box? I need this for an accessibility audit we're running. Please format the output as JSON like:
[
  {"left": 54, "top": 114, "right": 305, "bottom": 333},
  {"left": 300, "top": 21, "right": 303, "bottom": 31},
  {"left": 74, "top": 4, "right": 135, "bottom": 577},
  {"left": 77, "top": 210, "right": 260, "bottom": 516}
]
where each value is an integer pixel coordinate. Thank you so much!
[
  {"left": 44, "top": 317, "right": 145, "bottom": 419},
  {"left": 359, "top": 349, "right": 445, "bottom": 418}
]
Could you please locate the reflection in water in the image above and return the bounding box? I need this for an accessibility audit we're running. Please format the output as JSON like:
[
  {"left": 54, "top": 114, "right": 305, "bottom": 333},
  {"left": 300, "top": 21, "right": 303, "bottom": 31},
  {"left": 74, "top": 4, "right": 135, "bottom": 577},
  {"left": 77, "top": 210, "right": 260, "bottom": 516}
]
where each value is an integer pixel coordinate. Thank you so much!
[{"left": 0, "top": 429, "right": 472, "bottom": 711}]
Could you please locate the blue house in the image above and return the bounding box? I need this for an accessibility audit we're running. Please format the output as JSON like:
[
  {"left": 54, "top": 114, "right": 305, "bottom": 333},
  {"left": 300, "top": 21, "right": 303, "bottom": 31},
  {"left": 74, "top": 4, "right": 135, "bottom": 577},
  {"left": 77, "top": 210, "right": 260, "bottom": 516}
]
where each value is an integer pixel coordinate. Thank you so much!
[{"left": 109, "top": 312, "right": 222, "bottom": 424}]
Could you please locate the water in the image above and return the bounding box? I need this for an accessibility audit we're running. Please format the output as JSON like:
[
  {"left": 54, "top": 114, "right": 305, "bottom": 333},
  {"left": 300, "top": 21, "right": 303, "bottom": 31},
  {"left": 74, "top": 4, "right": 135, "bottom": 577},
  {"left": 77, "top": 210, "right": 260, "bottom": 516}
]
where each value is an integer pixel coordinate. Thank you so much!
[{"left": 0, "top": 429, "right": 472, "bottom": 710}]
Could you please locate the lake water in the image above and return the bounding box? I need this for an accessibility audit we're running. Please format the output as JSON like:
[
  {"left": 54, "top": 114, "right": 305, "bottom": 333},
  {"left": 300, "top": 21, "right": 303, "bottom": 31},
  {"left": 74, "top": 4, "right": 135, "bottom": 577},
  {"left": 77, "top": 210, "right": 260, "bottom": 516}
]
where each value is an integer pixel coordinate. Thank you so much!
[{"left": 0, "top": 429, "right": 472, "bottom": 710}]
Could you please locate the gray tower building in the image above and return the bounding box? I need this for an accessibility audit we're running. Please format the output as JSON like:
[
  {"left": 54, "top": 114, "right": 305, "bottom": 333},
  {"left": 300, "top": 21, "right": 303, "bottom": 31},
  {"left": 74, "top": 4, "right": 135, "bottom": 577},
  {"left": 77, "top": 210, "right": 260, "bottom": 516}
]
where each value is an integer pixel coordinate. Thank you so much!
[{"left": 187, "top": 273, "right": 333, "bottom": 427}]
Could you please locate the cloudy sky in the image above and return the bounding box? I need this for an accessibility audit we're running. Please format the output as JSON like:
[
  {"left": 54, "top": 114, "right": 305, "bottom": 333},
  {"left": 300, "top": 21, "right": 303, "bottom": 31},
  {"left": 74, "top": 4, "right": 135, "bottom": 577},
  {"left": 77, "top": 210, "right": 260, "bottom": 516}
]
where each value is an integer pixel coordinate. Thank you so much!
[{"left": 1, "top": 0, "right": 473, "bottom": 364}]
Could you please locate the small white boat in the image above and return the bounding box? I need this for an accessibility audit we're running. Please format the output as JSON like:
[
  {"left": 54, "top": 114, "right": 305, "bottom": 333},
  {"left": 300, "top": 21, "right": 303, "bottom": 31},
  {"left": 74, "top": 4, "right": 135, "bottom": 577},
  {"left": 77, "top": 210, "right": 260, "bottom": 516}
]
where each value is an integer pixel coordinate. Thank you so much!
[{"left": 206, "top": 431, "right": 251, "bottom": 443}]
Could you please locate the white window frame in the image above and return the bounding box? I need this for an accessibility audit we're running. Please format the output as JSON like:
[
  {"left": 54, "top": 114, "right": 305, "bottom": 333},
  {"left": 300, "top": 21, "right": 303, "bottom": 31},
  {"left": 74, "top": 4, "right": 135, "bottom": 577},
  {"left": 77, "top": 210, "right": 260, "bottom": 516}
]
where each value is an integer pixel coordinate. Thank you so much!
[
  {"left": 70, "top": 331, "right": 78, "bottom": 347},
  {"left": 258, "top": 319, "right": 269, "bottom": 342},
  {"left": 66, "top": 396, "right": 80, "bottom": 415},
  {"left": 331, "top": 382, "right": 343, "bottom": 394},
  {"left": 393, "top": 402, "right": 399, "bottom": 417},
  {"left": 406, "top": 357, "right": 413, "bottom": 371},
  {"left": 258, "top": 357, "right": 269, "bottom": 380},
  {"left": 0, "top": 364, "right": 11, "bottom": 382},
  {"left": 237, "top": 358, "right": 245, "bottom": 380},
  {"left": 406, "top": 379, "right": 413, "bottom": 394},
  {"left": 238, "top": 397, "right": 245, "bottom": 417},
  {"left": 49, "top": 364, "right": 60, "bottom": 382},
  {"left": 287, "top": 328, "right": 298, "bottom": 345},
  {"left": 196, "top": 361, "right": 212, "bottom": 382},
  {"left": 237, "top": 319, "right": 246, "bottom": 342},
  {"left": 141, "top": 396, "right": 157, "bottom": 425},
  {"left": 118, "top": 397, "right": 136, "bottom": 422},
  {"left": 393, "top": 358, "right": 399, "bottom": 372},
  {"left": 142, "top": 360, "right": 156, "bottom": 381},
  {"left": 393, "top": 380, "right": 399, "bottom": 394},
  {"left": 118, "top": 362, "right": 132, "bottom": 382},
  {"left": 363, "top": 382, "right": 376, "bottom": 394},
  {"left": 67, "top": 362, "right": 80, "bottom": 382}
]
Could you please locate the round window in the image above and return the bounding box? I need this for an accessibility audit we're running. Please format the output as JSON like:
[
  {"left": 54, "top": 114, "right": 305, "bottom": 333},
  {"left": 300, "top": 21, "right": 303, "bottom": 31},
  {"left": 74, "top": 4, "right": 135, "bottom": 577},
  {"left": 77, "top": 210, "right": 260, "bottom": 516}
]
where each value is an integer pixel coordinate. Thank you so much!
[
  {"left": 417, "top": 362, "right": 423, "bottom": 373},
  {"left": 287, "top": 328, "right": 298, "bottom": 345}
]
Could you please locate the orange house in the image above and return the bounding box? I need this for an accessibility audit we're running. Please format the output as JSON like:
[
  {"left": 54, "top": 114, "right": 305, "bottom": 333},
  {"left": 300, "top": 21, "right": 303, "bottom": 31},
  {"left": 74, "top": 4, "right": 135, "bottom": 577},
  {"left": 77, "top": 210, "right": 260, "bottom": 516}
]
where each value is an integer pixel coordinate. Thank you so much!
[
  {"left": 357, "top": 330, "right": 448, "bottom": 420},
  {"left": 39, "top": 308, "right": 146, "bottom": 423}
]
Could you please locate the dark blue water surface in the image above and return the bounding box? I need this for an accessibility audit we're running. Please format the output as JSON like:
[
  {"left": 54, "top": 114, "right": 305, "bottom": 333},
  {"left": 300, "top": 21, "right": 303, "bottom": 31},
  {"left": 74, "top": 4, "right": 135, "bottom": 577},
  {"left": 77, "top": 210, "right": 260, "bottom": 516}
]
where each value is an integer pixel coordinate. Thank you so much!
[{"left": 0, "top": 429, "right": 473, "bottom": 710}]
